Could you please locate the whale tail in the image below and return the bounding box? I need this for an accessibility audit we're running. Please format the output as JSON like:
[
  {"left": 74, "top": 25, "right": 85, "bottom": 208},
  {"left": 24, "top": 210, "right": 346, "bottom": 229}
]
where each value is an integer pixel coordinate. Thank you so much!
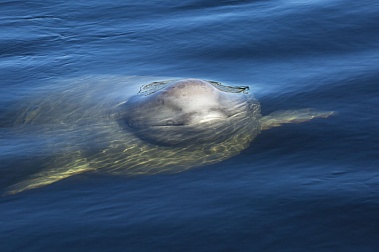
[{"left": 261, "top": 109, "right": 335, "bottom": 130}]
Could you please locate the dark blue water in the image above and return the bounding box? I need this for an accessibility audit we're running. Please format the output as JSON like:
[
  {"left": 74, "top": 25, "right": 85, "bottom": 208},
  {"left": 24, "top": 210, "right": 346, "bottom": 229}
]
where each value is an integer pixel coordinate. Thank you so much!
[{"left": 1, "top": 0, "right": 379, "bottom": 251}]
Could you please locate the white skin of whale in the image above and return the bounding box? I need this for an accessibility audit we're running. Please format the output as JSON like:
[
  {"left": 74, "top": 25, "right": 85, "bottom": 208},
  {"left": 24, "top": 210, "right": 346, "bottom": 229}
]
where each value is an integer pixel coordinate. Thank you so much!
[
  {"left": 122, "top": 79, "right": 258, "bottom": 145},
  {"left": 3, "top": 77, "right": 334, "bottom": 195}
]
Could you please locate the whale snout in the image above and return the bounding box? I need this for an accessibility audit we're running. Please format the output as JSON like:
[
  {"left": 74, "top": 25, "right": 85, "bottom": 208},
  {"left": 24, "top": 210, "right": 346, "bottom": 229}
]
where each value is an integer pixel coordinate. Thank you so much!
[{"left": 186, "top": 109, "right": 228, "bottom": 124}]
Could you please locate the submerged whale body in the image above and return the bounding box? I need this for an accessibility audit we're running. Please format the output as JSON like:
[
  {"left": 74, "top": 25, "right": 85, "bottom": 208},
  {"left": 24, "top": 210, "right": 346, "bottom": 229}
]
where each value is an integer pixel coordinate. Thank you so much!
[{"left": 3, "top": 76, "right": 333, "bottom": 195}]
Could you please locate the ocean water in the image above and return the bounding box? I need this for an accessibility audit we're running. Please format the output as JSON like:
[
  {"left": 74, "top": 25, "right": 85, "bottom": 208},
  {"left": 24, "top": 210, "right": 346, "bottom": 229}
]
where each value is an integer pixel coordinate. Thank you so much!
[{"left": 1, "top": 0, "right": 379, "bottom": 251}]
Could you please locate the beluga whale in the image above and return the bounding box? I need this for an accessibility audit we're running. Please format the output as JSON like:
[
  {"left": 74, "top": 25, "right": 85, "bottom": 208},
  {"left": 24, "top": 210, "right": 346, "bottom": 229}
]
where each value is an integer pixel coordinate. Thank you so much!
[{"left": 2, "top": 76, "right": 334, "bottom": 195}]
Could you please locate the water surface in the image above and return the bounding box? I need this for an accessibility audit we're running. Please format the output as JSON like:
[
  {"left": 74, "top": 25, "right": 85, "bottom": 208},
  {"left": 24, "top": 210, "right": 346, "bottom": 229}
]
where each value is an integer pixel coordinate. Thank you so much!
[{"left": 1, "top": 0, "right": 379, "bottom": 251}]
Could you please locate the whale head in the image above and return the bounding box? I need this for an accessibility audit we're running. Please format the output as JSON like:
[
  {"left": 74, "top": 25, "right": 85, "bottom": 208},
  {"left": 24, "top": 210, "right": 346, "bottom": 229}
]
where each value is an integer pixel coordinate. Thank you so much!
[{"left": 121, "top": 79, "right": 260, "bottom": 146}]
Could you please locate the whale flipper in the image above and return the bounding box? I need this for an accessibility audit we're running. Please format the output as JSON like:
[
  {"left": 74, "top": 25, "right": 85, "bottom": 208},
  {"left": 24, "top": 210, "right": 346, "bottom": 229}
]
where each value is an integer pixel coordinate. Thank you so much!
[
  {"left": 261, "top": 109, "right": 335, "bottom": 130},
  {"left": 4, "top": 158, "right": 93, "bottom": 196}
]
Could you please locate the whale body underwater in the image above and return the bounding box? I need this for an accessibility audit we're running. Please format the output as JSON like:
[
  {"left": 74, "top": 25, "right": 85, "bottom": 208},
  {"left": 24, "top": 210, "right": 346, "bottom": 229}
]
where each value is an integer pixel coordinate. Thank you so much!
[{"left": 2, "top": 76, "right": 334, "bottom": 195}]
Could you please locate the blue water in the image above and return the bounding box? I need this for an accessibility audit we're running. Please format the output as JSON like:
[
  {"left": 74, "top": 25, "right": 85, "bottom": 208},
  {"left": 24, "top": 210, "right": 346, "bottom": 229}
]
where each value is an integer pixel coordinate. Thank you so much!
[{"left": 1, "top": 0, "right": 379, "bottom": 251}]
